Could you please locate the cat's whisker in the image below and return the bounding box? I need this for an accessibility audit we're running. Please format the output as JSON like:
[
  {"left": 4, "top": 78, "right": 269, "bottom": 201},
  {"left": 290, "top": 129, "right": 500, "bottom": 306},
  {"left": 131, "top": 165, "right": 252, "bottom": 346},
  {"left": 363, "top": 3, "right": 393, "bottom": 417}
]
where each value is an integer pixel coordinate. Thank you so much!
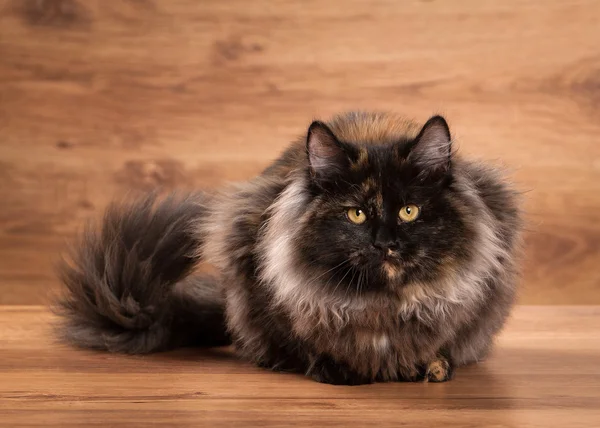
[
  {"left": 309, "top": 259, "right": 350, "bottom": 283},
  {"left": 348, "top": 268, "right": 358, "bottom": 292},
  {"left": 332, "top": 266, "right": 353, "bottom": 296},
  {"left": 325, "top": 267, "right": 352, "bottom": 293}
]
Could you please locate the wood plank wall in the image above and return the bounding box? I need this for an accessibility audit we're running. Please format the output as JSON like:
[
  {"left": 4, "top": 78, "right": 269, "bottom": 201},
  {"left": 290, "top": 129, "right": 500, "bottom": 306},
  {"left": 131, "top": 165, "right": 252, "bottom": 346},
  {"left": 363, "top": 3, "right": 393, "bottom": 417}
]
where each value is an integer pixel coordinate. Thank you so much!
[{"left": 1, "top": 0, "right": 599, "bottom": 304}]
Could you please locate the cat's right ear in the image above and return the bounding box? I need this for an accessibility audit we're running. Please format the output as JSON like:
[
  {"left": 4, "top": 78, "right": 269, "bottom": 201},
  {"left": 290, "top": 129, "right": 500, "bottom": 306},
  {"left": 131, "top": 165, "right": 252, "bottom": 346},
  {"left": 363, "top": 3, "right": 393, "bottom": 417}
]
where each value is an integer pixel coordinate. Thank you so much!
[{"left": 306, "top": 121, "right": 350, "bottom": 182}]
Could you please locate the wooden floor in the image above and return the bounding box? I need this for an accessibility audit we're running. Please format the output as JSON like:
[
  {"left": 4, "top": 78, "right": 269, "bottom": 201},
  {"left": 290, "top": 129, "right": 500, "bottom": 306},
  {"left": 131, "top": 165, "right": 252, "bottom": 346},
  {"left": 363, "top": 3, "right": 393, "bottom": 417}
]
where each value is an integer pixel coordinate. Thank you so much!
[
  {"left": 1, "top": 1, "right": 600, "bottom": 305},
  {"left": 0, "top": 306, "right": 598, "bottom": 427}
]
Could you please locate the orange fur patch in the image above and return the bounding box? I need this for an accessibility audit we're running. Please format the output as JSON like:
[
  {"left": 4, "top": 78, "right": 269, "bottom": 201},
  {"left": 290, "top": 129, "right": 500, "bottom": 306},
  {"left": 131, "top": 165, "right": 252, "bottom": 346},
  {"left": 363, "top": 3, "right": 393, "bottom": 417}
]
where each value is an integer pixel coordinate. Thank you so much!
[
  {"left": 352, "top": 148, "right": 369, "bottom": 170},
  {"left": 328, "top": 112, "right": 420, "bottom": 145},
  {"left": 362, "top": 177, "right": 377, "bottom": 193},
  {"left": 383, "top": 261, "right": 402, "bottom": 279}
]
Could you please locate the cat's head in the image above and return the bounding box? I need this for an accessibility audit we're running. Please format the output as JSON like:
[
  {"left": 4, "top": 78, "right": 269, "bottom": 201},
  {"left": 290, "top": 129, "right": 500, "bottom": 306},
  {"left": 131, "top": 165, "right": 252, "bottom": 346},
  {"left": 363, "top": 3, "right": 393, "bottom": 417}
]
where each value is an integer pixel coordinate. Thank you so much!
[{"left": 296, "top": 112, "right": 475, "bottom": 294}]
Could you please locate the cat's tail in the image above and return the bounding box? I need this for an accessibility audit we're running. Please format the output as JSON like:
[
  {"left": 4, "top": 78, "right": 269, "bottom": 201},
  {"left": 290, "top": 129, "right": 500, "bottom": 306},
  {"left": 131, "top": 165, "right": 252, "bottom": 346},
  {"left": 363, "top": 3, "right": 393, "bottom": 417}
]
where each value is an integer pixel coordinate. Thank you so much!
[{"left": 54, "top": 192, "right": 230, "bottom": 354}]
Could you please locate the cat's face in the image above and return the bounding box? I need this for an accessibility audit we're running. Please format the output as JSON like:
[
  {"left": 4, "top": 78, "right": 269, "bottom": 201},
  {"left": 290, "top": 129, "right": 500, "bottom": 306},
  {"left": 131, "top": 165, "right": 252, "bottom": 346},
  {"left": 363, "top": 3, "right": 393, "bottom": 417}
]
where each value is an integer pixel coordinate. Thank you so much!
[{"left": 297, "top": 115, "right": 474, "bottom": 294}]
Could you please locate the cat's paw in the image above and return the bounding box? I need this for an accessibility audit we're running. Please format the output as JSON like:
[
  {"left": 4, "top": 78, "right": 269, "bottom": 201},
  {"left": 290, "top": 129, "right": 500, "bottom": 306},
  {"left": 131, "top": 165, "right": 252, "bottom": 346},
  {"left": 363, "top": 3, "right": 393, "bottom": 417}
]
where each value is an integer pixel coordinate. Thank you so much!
[
  {"left": 425, "top": 356, "right": 454, "bottom": 382},
  {"left": 308, "top": 354, "right": 372, "bottom": 386}
]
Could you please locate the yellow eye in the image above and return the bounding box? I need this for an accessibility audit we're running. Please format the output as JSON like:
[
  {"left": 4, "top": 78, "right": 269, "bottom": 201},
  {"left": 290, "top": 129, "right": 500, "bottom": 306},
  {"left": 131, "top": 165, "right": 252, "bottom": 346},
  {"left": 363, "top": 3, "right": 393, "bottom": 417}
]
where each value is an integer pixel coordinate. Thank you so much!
[
  {"left": 347, "top": 208, "right": 367, "bottom": 224},
  {"left": 399, "top": 204, "right": 420, "bottom": 222}
]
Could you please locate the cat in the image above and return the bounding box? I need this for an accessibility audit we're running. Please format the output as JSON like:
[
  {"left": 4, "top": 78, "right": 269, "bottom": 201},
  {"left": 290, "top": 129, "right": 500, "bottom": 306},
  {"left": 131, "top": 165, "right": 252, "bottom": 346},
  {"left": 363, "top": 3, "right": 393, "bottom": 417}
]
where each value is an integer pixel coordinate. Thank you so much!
[{"left": 56, "top": 112, "right": 522, "bottom": 385}]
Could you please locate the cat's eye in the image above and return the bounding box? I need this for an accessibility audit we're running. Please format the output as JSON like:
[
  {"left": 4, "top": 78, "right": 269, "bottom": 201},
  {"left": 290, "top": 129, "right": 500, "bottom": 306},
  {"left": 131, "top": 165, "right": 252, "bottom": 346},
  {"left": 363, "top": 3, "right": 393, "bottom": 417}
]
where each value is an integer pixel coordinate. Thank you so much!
[
  {"left": 347, "top": 208, "right": 367, "bottom": 224},
  {"left": 399, "top": 204, "right": 420, "bottom": 222}
]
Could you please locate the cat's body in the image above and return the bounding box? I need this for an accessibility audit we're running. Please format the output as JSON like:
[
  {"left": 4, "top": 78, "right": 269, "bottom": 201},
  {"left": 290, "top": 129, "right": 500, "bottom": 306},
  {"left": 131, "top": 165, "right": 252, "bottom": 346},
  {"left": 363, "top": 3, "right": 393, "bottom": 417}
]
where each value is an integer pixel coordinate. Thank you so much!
[{"left": 57, "top": 112, "right": 521, "bottom": 385}]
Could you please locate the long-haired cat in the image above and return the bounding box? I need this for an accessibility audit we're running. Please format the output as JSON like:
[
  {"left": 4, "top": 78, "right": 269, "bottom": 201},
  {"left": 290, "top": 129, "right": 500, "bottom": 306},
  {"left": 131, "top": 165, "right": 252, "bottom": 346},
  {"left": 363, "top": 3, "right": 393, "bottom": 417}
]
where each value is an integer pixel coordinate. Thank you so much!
[{"left": 56, "top": 112, "right": 522, "bottom": 385}]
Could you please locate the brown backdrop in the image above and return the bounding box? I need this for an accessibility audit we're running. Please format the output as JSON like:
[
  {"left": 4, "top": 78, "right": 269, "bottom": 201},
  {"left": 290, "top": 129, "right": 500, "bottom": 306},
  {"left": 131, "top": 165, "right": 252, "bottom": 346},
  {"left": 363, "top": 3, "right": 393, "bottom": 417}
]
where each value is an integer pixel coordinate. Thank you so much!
[{"left": 1, "top": 0, "right": 599, "bottom": 304}]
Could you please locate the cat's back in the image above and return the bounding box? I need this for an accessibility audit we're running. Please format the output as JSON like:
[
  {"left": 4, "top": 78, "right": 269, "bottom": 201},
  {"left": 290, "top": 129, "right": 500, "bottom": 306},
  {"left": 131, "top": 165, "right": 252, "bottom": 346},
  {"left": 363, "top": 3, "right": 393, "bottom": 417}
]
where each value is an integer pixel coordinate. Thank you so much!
[
  {"left": 453, "top": 159, "right": 522, "bottom": 256},
  {"left": 457, "top": 160, "right": 521, "bottom": 226}
]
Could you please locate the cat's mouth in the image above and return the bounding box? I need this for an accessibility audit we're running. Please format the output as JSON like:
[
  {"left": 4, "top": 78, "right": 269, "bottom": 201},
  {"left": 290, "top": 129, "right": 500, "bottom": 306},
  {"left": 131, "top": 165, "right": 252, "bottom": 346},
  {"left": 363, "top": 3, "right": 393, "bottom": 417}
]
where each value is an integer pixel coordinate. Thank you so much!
[
  {"left": 369, "top": 248, "right": 405, "bottom": 280},
  {"left": 350, "top": 250, "right": 412, "bottom": 281},
  {"left": 383, "top": 248, "right": 397, "bottom": 261}
]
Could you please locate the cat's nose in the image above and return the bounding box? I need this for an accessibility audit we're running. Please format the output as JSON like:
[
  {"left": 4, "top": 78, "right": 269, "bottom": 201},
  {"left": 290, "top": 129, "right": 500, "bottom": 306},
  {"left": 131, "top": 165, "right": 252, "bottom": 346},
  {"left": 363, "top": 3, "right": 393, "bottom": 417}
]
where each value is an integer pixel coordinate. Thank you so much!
[
  {"left": 372, "top": 240, "right": 399, "bottom": 253},
  {"left": 373, "top": 228, "right": 399, "bottom": 255}
]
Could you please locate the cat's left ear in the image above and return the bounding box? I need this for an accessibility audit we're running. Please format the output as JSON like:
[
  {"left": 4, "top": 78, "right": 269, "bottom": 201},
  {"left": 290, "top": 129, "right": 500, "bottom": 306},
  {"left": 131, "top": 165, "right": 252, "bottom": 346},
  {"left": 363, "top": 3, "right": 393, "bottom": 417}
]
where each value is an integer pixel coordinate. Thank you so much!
[{"left": 408, "top": 115, "right": 453, "bottom": 174}]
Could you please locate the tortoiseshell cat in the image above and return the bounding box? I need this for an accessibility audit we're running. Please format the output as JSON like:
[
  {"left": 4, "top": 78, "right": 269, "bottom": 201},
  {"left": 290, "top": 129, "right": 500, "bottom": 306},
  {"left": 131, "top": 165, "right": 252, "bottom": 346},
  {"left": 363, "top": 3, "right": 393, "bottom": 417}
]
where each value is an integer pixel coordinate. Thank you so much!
[{"left": 56, "top": 112, "right": 522, "bottom": 385}]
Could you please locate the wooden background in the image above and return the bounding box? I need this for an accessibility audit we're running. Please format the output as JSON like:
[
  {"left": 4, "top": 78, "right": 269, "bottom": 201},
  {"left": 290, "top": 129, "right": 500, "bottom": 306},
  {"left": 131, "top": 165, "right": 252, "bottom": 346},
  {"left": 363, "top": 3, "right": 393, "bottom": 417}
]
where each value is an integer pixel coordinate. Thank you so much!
[{"left": 0, "top": 0, "right": 599, "bottom": 304}]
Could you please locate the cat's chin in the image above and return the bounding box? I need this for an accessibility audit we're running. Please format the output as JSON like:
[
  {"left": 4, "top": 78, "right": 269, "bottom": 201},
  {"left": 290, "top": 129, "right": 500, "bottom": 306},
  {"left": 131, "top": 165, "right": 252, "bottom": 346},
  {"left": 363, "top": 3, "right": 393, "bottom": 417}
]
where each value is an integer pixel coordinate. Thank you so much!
[{"left": 381, "top": 260, "right": 403, "bottom": 281}]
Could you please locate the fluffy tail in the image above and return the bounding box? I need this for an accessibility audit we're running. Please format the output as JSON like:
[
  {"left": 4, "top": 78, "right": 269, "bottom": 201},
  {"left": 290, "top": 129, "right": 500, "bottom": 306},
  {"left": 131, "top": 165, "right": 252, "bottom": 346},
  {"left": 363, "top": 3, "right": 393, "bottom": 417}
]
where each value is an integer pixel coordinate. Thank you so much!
[{"left": 55, "top": 192, "right": 230, "bottom": 354}]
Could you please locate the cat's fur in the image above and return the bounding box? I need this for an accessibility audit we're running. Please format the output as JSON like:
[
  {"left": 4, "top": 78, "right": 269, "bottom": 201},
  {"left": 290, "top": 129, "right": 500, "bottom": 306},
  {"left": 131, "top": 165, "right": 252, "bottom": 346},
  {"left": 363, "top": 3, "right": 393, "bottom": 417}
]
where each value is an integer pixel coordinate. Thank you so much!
[{"left": 56, "top": 112, "right": 522, "bottom": 385}]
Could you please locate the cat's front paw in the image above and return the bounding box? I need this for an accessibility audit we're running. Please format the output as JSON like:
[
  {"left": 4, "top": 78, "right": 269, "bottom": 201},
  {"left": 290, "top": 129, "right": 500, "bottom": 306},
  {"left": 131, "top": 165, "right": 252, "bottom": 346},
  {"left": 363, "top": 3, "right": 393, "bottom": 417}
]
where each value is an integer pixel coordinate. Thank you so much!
[
  {"left": 425, "top": 356, "right": 454, "bottom": 382},
  {"left": 308, "top": 354, "right": 372, "bottom": 386}
]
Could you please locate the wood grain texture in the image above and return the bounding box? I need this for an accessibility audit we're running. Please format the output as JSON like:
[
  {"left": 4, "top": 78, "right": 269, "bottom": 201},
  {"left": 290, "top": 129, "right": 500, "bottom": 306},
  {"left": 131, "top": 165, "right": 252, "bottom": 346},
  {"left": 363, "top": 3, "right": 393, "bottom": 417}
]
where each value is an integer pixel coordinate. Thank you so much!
[
  {"left": 0, "top": 306, "right": 599, "bottom": 427},
  {"left": 0, "top": 0, "right": 599, "bottom": 303}
]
